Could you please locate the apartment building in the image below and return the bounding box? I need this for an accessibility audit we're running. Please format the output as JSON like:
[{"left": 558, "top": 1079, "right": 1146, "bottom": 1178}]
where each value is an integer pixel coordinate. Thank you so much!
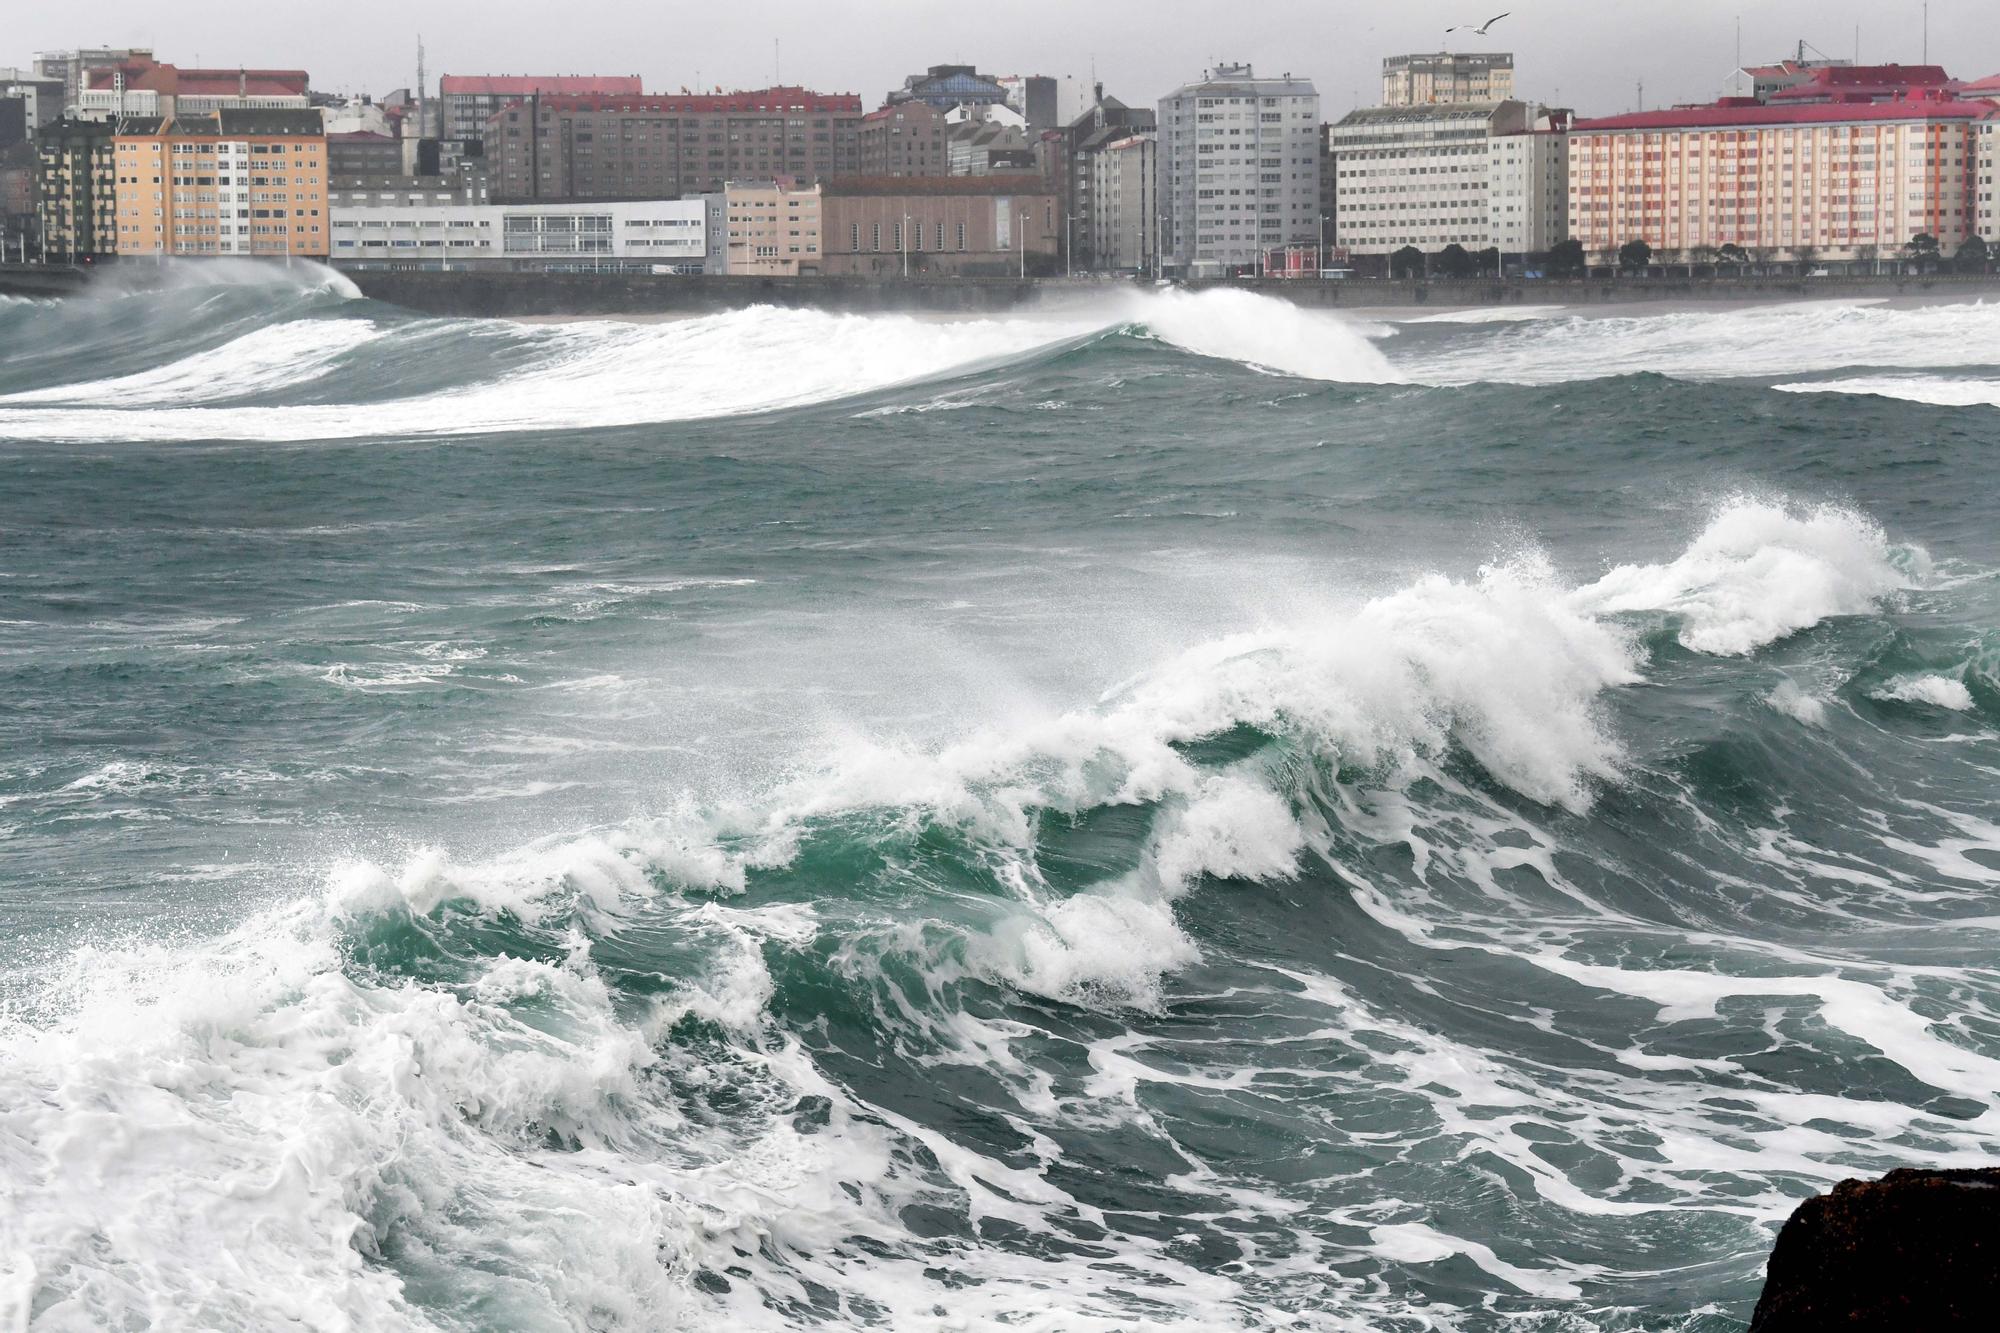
[
  {"left": 695, "top": 180, "right": 822, "bottom": 274},
  {"left": 1490, "top": 115, "right": 1571, "bottom": 255},
  {"left": 79, "top": 59, "right": 311, "bottom": 120},
  {"left": 112, "top": 110, "right": 328, "bottom": 258},
  {"left": 1331, "top": 100, "right": 1566, "bottom": 258},
  {"left": 1568, "top": 95, "right": 1998, "bottom": 264},
  {"left": 484, "top": 88, "right": 863, "bottom": 201},
  {"left": 1088, "top": 133, "right": 1157, "bottom": 273},
  {"left": 858, "top": 102, "right": 948, "bottom": 176},
  {"left": 997, "top": 75, "right": 1060, "bottom": 132},
  {"left": 331, "top": 198, "right": 704, "bottom": 270},
  {"left": 1972, "top": 114, "right": 1996, "bottom": 242},
  {"left": 2, "top": 70, "right": 67, "bottom": 139},
  {"left": 438, "top": 75, "right": 642, "bottom": 150},
  {"left": 1158, "top": 64, "right": 1320, "bottom": 274},
  {"left": 1382, "top": 53, "right": 1515, "bottom": 108},
  {"left": 34, "top": 117, "right": 117, "bottom": 259},
  {"left": 1061, "top": 88, "right": 1157, "bottom": 271},
  {"left": 818, "top": 176, "right": 1058, "bottom": 276}
]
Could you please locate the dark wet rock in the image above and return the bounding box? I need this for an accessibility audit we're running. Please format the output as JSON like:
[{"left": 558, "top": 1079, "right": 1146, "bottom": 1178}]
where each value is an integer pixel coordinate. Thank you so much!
[{"left": 1749, "top": 1167, "right": 2000, "bottom": 1331}]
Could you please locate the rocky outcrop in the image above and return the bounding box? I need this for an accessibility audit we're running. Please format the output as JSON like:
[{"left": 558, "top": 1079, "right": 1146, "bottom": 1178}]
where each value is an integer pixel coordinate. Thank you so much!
[{"left": 1749, "top": 1167, "right": 2000, "bottom": 1331}]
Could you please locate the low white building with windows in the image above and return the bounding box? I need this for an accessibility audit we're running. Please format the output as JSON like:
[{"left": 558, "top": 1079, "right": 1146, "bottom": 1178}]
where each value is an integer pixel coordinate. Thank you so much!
[{"left": 329, "top": 198, "right": 705, "bottom": 270}]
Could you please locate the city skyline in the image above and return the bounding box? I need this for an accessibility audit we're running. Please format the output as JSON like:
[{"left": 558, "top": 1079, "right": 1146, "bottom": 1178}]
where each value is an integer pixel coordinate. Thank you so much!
[{"left": 11, "top": 0, "right": 1999, "bottom": 122}]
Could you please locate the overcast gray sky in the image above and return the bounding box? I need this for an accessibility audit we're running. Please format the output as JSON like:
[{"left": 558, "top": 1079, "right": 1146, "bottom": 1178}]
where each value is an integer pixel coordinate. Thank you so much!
[{"left": 11, "top": 1, "right": 1998, "bottom": 121}]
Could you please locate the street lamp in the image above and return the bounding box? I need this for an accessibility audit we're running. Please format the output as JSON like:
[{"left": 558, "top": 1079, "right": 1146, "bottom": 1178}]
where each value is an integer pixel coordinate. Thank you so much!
[
  {"left": 1065, "top": 211, "right": 1078, "bottom": 278},
  {"left": 1318, "top": 213, "right": 1329, "bottom": 278},
  {"left": 902, "top": 211, "right": 910, "bottom": 278},
  {"left": 1018, "top": 210, "right": 1028, "bottom": 279}
]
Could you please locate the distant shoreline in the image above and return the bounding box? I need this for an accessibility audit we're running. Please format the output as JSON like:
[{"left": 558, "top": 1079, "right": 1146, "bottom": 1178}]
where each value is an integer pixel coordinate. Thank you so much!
[{"left": 6, "top": 261, "right": 1999, "bottom": 316}]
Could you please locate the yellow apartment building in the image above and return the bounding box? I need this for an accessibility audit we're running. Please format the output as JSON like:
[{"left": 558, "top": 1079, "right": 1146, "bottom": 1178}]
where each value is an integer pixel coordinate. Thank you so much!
[{"left": 113, "top": 109, "right": 329, "bottom": 258}]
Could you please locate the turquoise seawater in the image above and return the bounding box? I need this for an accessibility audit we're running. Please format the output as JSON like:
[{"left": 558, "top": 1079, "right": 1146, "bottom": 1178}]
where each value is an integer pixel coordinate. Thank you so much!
[{"left": 2, "top": 269, "right": 1998, "bottom": 1331}]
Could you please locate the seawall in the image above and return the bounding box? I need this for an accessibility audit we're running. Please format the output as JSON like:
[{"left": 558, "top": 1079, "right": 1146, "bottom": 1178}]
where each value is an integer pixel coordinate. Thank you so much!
[
  {"left": 6, "top": 260, "right": 1999, "bottom": 314},
  {"left": 336, "top": 270, "right": 2000, "bottom": 317}
]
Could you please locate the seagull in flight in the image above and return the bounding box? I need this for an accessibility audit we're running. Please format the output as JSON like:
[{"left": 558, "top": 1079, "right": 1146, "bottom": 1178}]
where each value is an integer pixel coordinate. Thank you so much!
[{"left": 1446, "top": 12, "right": 1511, "bottom": 35}]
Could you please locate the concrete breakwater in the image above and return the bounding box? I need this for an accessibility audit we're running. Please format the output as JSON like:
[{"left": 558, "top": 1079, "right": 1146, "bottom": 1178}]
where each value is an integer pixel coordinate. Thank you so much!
[
  {"left": 5, "top": 260, "right": 1998, "bottom": 313},
  {"left": 303, "top": 269, "right": 2000, "bottom": 316}
]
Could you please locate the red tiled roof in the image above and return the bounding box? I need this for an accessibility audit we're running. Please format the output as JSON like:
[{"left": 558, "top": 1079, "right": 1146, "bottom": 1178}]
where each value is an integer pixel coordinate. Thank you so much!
[
  {"left": 820, "top": 175, "right": 1052, "bottom": 197},
  {"left": 85, "top": 63, "right": 308, "bottom": 97},
  {"left": 1963, "top": 73, "right": 2000, "bottom": 92},
  {"left": 1575, "top": 98, "right": 1999, "bottom": 132},
  {"left": 439, "top": 75, "right": 642, "bottom": 96}
]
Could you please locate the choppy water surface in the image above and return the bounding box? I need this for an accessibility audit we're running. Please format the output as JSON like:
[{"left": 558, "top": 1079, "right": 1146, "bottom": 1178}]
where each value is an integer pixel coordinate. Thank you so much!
[{"left": 2, "top": 267, "right": 1998, "bottom": 1331}]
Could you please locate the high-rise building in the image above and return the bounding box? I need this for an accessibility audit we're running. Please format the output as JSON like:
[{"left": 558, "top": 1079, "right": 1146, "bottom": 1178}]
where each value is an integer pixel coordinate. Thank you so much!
[
  {"left": 77, "top": 58, "right": 310, "bottom": 120},
  {"left": 1060, "top": 87, "right": 1158, "bottom": 272},
  {"left": 1330, "top": 100, "right": 1568, "bottom": 261},
  {"left": 858, "top": 102, "right": 948, "bottom": 177},
  {"left": 438, "top": 75, "right": 643, "bottom": 152},
  {"left": 1158, "top": 64, "right": 1320, "bottom": 275},
  {"left": 1568, "top": 93, "right": 1997, "bottom": 266},
  {"left": 1381, "top": 53, "right": 1514, "bottom": 107},
  {"left": 34, "top": 117, "right": 117, "bottom": 259},
  {"left": 1087, "top": 134, "right": 1156, "bottom": 274},
  {"left": 483, "top": 88, "right": 863, "bottom": 201},
  {"left": 997, "top": 75, "right": 1060, "bottom": 132},
  {"left": 112, "top": 110, "right": 328, "bottom": 258},
  {"left": 1, "top": 69, "right": 67, "bottom": 140}
]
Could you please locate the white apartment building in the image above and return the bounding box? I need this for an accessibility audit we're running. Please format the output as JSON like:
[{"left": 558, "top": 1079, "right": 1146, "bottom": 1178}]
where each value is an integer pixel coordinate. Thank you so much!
[
  {"left": 1158, "top": 64, "right": 1320, "bottom": 274},
  {"left": 1489, "top": 123, "right": 1571, "bottom": 254},
  {"left": 330, "top": 198, "right": 705, "bottom": 269},
  {"left": 1331, "top": 100, "right": 1567, "bottom": 257},
  {"left": 1087, "top": 133, "right": 1157, "bottom": 273}
]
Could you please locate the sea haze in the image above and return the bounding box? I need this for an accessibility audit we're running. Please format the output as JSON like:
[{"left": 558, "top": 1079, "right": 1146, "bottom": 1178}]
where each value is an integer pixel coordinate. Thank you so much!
[{"left": 1, "top": 270, "right": 1998, "bottom": 1331}]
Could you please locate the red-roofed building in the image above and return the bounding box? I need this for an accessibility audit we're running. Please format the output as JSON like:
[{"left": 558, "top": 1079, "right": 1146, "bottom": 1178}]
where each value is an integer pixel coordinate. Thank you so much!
[
  {"left": 483, "top": 87, "right": 864, "bottom": 200},
  {"left": 1964, "top": 73, "right": 2000, "bottom": 105},
  {"left": 1570, "top": 92, "right": 1998, "bottom": 265},
  {"left": 78, "top": 57, "right": 310, "bottom": 119},
  {"left": 438, "top": 74, "right": 643, "bottom": 147}
]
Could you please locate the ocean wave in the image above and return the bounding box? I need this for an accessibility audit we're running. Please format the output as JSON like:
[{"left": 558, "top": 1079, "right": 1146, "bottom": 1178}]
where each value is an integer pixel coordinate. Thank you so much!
[
  {"left": 1773, "top": 374, "right": 2000, "bottom": 408},
  {"left": 1403, "top": 298, "right": 2000, "bottom": 385}
]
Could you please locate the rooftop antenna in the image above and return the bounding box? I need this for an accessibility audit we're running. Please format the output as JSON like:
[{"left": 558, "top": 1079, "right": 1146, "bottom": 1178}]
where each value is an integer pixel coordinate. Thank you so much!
[
  {"left": 1637, "top": 77, "right": 1644, "bottom": 111},
  {"left": 1923, "top": 2, "right": 1929, "bottom": 64},
  {"left": 1734, "top": 16, "right": 1740, "bottom": 70},
  {"left": 774, "top": 38, "right": 780, "bottom": 86}
]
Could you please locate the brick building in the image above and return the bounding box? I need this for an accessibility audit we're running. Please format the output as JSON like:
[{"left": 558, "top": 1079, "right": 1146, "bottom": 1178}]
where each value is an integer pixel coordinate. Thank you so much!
[
  {"left": 858, "top": 101, "right": 948, "bottom": 176},
  {"left": 485, "top": 88, "right": 863, "bottom": 201},
  {"left": 818, "top": 176, "right": 1059, "bottom": 276},
  {"left": 439, "top": 74, "right": 642, "bottom": 151}
]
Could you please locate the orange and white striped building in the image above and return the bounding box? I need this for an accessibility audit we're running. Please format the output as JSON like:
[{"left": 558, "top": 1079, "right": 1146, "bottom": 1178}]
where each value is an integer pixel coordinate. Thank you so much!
[
  {"left": 1568, "top": 94, "right": 1998, "bottom": 264},
  {"left": 113, "top": 109, "right": 328, "bottom": 258}
]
